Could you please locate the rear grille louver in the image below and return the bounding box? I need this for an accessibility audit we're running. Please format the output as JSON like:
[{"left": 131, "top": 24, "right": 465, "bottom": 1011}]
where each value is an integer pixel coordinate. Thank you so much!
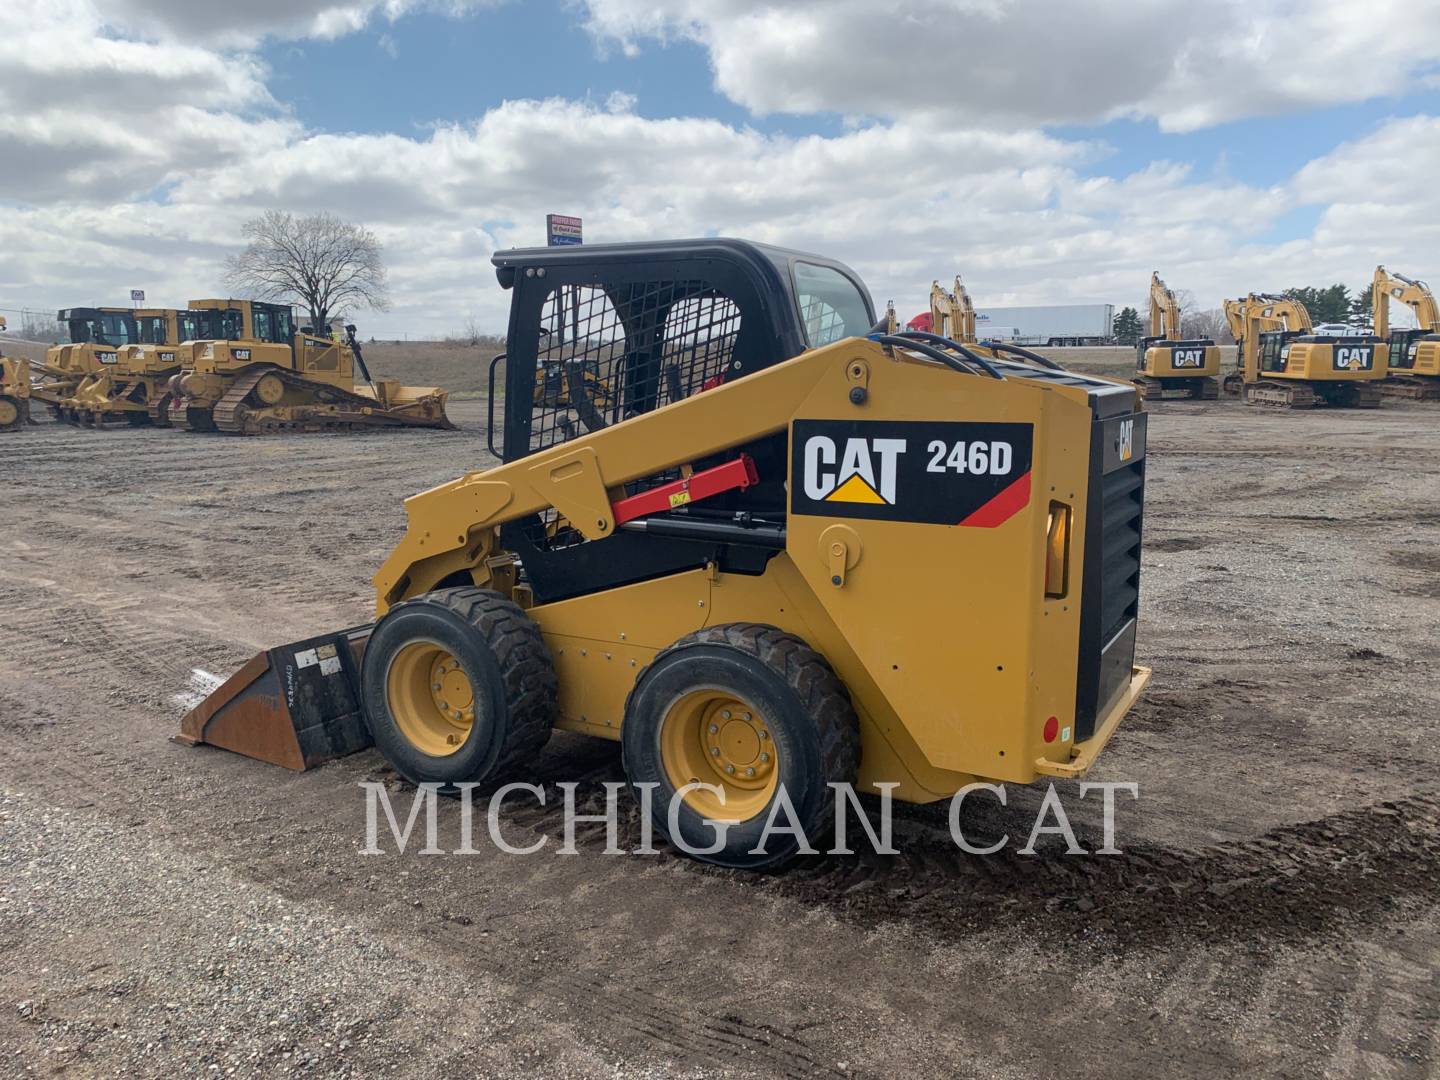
[
  {"left": 1073, "top": 407, "right": 1146, "bottom": 740},
  {"left": 1098, "top": 461, "right": 1144, "bottom": 645}
]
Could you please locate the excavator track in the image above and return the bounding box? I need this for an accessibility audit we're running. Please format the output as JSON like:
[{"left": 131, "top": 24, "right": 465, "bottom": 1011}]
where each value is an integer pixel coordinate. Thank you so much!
[
  {"left": 1134, "top": 375, "right": 1219, "bottom": 401},
  {"left": 1322, "top": 382, "right": 1383, "bottom": 409},
  {"left": 1244, "top": 381, "right": 1318, "bottom": 409},
  {"left": 1378, "top": 376, "right": 1440, "bottom": 402},
  {"left": 210, "top": 364, "right": 453, "bottom": 435}
]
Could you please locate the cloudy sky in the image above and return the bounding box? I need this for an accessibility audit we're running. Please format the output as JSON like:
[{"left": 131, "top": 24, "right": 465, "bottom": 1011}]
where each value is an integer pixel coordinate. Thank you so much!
[{"left": 3, "top": 0, "right": 1439, "bottom": 336}]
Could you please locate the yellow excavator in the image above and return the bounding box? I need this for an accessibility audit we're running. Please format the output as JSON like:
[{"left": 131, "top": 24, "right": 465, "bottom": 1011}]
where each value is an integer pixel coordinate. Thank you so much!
[
  {"left": 1372, "top": 265, "right": 1440, "bottom": 400},
  {"left": 0, "top": 315, "right": 31, "bottom": 433},
  {"left": 168, "top": 299, "right": 453, "bottom": 434},
  {"left": 1222, "top": 292, "right": 1385, "bottom": 408},
  {"left": 1133, "top": 272, "right": 1221, "bottom": 400},
  {"left": 177, "top": 238, "right": 1151, "bottom": 868}
]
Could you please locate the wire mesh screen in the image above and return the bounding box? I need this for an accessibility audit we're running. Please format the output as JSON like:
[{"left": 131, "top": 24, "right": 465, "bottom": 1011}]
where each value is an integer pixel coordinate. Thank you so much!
[
  {"left": 521, "top": 280, "right": 743, "bottom": 550},
  {"left": 527, "top": 281, "right": 742, "bottom": 456},
  {"left": 800, "top": 296, "right": 848, "bottom": 348}
]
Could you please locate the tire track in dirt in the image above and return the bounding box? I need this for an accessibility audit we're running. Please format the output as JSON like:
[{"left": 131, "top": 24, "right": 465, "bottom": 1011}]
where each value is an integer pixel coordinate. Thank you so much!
[{"left": 0, "top": 741, "right": 850, "bottom": 1080}]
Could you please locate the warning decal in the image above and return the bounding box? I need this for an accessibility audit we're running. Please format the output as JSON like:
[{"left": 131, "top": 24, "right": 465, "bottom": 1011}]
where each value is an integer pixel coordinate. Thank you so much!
[{"left": 790, "top": 419, "right": 1035, "bottom": 526}]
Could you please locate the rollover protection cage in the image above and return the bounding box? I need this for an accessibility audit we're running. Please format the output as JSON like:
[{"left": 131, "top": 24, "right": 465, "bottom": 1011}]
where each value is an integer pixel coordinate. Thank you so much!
[{"left": 487, "top": 240, "right": 878, "bottom": 604}]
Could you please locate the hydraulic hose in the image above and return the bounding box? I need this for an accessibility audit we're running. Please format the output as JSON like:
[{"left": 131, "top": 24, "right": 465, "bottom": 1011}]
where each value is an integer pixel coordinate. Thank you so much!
[
  {"left": 874, "top": 331, "right": 1005, "bottom": 380},
  {"left": 976, "top": 340, "right": 1065, "bottom": 371}
]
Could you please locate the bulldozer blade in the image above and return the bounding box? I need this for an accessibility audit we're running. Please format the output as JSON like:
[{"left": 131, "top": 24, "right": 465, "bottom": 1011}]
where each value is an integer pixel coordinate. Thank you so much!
[{"left": 175, "top": 626, "right": 375, "bottom": 770}]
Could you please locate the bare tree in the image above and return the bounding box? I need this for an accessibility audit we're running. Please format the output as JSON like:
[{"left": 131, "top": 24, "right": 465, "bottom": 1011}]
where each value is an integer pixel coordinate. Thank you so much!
[
  {"left": 224, "top": 210, "right": 391, "bottom": 330},
  {"left": 463, "top": 314, "right": 484, "bottom": 347},
  {"left": 1182, "top": 307, "right": 1230, "bottom": 343}
]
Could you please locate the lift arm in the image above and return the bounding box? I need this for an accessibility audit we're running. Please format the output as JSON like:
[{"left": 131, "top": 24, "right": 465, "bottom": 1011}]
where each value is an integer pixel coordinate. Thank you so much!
[{"left": 1373, "top": 265, "right": 1440, "bottom": 339}]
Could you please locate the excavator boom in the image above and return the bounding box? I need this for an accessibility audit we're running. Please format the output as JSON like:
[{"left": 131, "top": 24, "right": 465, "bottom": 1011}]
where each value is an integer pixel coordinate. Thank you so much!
[{"left": 1372, "top": 265, "right": 1440, "bottom": 396}]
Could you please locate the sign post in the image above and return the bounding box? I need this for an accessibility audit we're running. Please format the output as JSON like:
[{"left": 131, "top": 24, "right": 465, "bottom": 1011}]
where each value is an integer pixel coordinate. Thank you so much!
[
  {"left": 130, "top": 289, "right": 145, "bottom": 307},
  {"left": 546, "top": 214, "right": 583, "bottom": 247}
]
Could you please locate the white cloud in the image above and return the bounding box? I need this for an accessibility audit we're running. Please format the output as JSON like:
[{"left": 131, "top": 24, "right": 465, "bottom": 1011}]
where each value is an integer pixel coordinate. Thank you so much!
[
  {"left": 1, "top": 0, "right": 1437, "bottom": 336},
  {"left": 94, "top": 0, "right": 503, "bottom": 47},
  {"left": 579, "top": 0, "right": 1440, "bottom": 132}
]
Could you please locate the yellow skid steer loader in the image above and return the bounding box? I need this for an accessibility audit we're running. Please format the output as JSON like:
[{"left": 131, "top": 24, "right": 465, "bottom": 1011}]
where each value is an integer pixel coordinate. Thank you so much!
[{"left": 179, "top": 239, "right": 1151, "bottom": 867}]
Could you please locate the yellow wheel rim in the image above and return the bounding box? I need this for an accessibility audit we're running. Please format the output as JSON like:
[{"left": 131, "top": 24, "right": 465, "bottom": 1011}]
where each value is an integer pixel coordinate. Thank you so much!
[
  {"left": 659, "top": 690, "right": 778, "bottom": 821},
  {"left": 0, "top": 398, "right": 17, "bottom": 427},
  {"left": 386, "top": 641, "right": 476, "bottom": 757},
  {"left": 255, "top": 373, "right": 285, "bottom": 405}
]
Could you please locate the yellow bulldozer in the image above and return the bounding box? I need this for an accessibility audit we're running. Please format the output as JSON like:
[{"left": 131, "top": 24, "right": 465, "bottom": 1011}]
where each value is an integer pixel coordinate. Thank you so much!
[
  {"left": 0, "top": 315, "right": 31, "bottom": 433},
  {"left": 56, "top": 305, "right": 217, "bottom": 426},
  {"left": 1133, "top": 272, "right": 1221, "bottom": 400},
  {"left": 32, "top": 307, "right": 158, "bottom": 418},
  {"left": 178, "top": 239, "right": 1151, "bottom": 868},
  {"left": 168, "top": 299, "right": 453, "bottom": 434},
  {"left": 1222, "top": 292, "right": 1386, "bottom": 408},
  {"left": 1372, "top": 265, "right": 1440, "bottom": 401}
]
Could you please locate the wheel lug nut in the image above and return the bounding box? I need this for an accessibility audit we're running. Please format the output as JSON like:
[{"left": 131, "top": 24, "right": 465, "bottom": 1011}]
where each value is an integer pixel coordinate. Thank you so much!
[
  {"left": 745, "top": 767, "right": 755, "bottom": 777},
  {"left": 710, "top": 747, "right": 720, "bottom": 757},
  {"left": 759, "top": 752, "right": 769, "bottom": 763},
  {"left": 708, "top": 723, "right": 718, "bottom": 734},
  {"left": 726, "top": 764, "right": 735, "bottom": 775},
  {"left": 743, "top": 713, "right": 751, "bottom": 721},
  {"left": 720, "top": 710, "right": 731, "bottom": 720},
  {"left": 432, "top": 683, "right": 442, "bottom": 691},
  {"left": 759, "top": 731, "right": 769, "bottom": 740}
]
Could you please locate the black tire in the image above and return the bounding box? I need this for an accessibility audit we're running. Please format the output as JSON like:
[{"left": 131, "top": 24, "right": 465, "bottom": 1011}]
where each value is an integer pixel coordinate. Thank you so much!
[
  {"left": 361, "top": 587, "right": 556, "bottom": 792},
  {"left": 622, "top": 623, "right": 860, "bottom": 869}
]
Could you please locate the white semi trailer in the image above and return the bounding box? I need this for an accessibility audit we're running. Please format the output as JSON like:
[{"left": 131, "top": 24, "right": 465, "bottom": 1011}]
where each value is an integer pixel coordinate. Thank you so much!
[{"left": 974, "top": 303, "right": 1114, "bottom": 346}]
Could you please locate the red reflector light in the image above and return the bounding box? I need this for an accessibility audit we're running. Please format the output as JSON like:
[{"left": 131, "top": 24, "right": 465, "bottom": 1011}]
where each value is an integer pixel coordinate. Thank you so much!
[{"left": 1042, "top": 715, "right": 1059, "bottom": 743}]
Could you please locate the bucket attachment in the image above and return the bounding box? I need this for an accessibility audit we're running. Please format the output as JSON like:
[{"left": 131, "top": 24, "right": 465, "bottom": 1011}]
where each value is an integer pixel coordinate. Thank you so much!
[{"left": 175, "top": 626, "right": 375, "bottom": 770}]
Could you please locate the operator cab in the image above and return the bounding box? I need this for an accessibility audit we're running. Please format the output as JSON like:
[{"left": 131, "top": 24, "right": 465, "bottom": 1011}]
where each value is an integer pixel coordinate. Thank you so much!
[
  {"left": 250, "top": 301, "right": 296, "bottom": 346},
  {"left": 60, "top": 308, "right": 138, "bottom": 348},
  {"left": 178, "top": 306, "right": 245, "bottom": 344},
  {"left": 1386, "top": 328, "right": 1439, "bottom": 371},
  {"left": 490, "top": 238, "right": 875, "bottom": 602}
]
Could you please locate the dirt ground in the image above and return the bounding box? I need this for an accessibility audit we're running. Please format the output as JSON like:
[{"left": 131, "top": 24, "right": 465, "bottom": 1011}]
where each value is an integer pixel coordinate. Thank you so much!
[{"left": 2, "top": 390, "right": 1439, "bottom": 1079}]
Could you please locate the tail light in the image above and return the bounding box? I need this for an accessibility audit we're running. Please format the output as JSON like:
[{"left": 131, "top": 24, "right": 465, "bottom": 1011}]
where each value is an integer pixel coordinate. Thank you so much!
[{"left": 1045, "top": 501, "right": 1071, "bottom": 599}]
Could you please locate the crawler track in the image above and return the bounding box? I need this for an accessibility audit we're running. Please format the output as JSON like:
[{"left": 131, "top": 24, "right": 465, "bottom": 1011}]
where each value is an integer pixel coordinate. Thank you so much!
[
  {"left": 1135, "top": 375, "right": 1220, "bottom": 401},
  {"left": 1380, "top": 376, "right": 1440, "bottom": 401}
]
